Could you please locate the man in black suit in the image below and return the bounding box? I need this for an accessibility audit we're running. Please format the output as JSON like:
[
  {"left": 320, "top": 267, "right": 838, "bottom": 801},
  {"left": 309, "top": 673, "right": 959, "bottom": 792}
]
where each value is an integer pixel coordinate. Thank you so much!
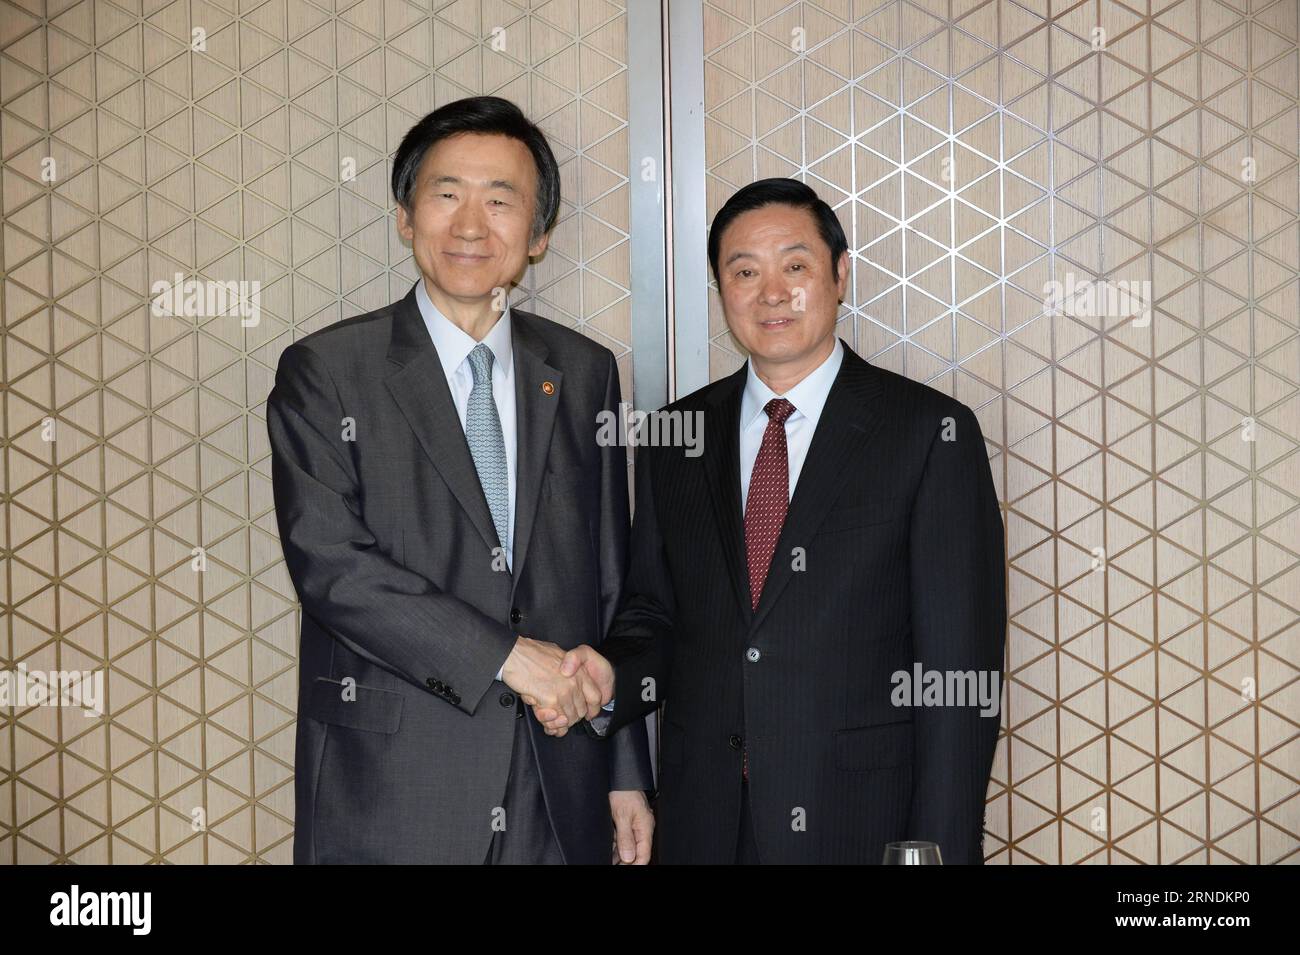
[
  {"left": 534, "top": 178, "right": 1007, "bottom": 864},
  {"left": 267, "top": 97, "right": 653, "bottom": 864}
]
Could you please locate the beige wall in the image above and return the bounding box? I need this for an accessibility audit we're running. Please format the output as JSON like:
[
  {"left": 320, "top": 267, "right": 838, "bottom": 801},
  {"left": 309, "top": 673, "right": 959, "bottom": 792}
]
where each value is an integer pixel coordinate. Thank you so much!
[
  {"left": 0, "top": 0, "right": 634, "bottom": 863},
  {"left": 700, "top": 0, "right": 1299, "bottom": 863},
  {"left": 1, "top": 0, "right": 1297, "bottom": 865}
]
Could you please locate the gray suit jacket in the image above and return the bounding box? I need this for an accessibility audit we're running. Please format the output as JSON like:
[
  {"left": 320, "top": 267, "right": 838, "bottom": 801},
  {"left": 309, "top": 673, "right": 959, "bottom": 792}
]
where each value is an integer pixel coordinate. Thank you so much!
[{"left": 267, "top": 281, "right": 653, "bottom": 864}]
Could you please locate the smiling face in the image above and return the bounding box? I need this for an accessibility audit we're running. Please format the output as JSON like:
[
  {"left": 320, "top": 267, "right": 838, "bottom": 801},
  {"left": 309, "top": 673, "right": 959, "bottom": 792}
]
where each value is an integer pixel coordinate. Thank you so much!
[
  {"left": 396, "top": 132, "right": 549, "bottom": 325},
  {"left": 715, "top": 203, "right": 849, "bottom": 389}
]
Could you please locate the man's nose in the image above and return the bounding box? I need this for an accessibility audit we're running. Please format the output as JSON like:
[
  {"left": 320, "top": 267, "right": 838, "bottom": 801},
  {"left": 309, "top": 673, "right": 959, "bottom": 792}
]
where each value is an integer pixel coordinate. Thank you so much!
[
  {"left": 759, "top": 277, "right": 787, "bottom": 306},
  {"left": 451, "top": 200, "right": 487, "bottom": 240}
]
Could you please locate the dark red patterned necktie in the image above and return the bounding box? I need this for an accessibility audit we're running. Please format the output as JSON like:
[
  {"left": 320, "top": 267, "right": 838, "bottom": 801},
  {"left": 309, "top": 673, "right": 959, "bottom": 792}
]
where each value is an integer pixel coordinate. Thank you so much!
[
  {"left": 744, "top": 397, "right": 796, "bottom": 610},
  {"left": 741, "top": 397, "right": 795, "bottom": 782}
]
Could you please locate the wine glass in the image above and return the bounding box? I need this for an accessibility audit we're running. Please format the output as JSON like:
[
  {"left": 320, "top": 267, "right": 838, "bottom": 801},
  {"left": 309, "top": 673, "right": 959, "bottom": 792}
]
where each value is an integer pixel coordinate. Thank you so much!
[{"left": 882, "top": 840, "right": 943, "bottom": 864}]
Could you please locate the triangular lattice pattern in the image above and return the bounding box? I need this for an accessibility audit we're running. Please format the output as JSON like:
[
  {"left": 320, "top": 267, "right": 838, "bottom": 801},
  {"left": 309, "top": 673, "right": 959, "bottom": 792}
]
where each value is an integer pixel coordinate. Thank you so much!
[
  {"left": 0, "top": 0, "right": 634, "bottom": 864},
  {"left": 703, "top": 0, "right": 1299, "bottom": 863}
]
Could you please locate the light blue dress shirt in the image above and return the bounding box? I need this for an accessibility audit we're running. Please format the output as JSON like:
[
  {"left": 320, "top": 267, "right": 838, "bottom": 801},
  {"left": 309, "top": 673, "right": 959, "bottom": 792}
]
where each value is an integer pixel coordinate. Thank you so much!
[{"left": 415, "top": 278, "right": 518, "bottom": 566}]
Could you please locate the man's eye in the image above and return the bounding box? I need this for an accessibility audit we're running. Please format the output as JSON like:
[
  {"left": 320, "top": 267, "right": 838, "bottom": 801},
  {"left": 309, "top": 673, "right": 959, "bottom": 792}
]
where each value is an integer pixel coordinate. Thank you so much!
[
  {"left": 737, "top": 269, "right": 753, "bottom": 278},
  {"left": 489, "top": 199, "right": 508, "bottom": 206},
  {"left": 438, "top": 193, "right": 456, "bottom": 199},
  {"left": 788, "top": 264, "right": 804, "bottom": 271}
]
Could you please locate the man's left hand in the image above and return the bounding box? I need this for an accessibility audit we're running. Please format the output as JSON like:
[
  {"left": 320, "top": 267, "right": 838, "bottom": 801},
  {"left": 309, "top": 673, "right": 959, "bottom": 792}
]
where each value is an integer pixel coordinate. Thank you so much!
[{"left": 608, "top": 790, "right": 653, "bottom": 864}]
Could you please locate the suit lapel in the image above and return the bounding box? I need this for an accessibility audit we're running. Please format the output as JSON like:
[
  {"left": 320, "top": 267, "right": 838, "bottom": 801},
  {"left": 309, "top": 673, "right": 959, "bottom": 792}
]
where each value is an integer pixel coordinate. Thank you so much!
[
  {"left": 702, "top": 367, "right": 751, "bottom": 619},
  {"left": 750, "top": 342, "right": 888, "bottom": 632},
  {"left": 383, "top": 282, "right": 500, "bottom": 554},
  {"left": 508, "top": 313, "right": 562, "bottom": 594}
]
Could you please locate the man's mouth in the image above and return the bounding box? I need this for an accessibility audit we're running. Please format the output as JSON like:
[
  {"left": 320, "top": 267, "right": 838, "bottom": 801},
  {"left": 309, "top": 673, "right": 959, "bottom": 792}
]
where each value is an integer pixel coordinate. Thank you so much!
[
  {"left": 758, "top": 317, "right": 795, "bottom": 329},
  {"left": 444, "top": 251, "right": 490, "bottom": 263}
]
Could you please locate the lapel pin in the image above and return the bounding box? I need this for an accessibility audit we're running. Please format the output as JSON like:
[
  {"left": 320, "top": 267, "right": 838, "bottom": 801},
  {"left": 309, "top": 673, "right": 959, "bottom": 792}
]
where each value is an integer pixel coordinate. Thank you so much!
[{"left": 541, "top": 381, "right": 555, "bottom": 395}]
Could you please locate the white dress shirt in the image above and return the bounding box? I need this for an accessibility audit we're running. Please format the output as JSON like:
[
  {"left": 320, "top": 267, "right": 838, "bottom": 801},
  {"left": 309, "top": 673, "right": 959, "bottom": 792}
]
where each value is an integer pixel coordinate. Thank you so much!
[
  {"left": 739, "top": 337, "right": 844, "bottom": 507},
  {"left": 414, "top": 280, "right": 519, "bottom": 685}
]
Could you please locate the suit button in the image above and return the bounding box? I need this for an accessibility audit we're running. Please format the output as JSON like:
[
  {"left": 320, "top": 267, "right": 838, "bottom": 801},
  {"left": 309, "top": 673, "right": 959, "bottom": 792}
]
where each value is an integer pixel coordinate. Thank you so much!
[
  {"left": 510, "top": 607, "right": 522, "bottom": 625},
  {"left": 426, "top": 677, "right": 438, "bottom": 689},
  {"left": 500, "top": 692, "right": 516, "bottom": 708},
  {"left": 746, "top": 647, "right": 761, "bottom": 663},
  {"left": 728, "top": 734, "right": 742, "bottom": 750},
  {"left": 451, "top": 694, "right": 461, "bottom": 705}
]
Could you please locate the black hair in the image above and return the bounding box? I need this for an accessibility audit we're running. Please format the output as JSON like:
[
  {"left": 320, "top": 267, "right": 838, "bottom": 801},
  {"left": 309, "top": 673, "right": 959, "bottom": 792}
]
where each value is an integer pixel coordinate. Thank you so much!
[
  {"left": 391, "top": 96, "right": 561, "bottom": 241},
  {"left": 707, "top": 177, "right": 849, "bottom": 284}
]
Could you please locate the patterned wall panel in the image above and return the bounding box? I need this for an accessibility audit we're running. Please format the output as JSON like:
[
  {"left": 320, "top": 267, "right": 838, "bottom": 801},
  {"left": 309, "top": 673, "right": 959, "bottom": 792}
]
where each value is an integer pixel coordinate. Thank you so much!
[
  {"left": 701, "top": 0, "right": 1298, "bottom": 862},
  {"left": 0, "top": 0, "right": 634, "bottom": 863}
]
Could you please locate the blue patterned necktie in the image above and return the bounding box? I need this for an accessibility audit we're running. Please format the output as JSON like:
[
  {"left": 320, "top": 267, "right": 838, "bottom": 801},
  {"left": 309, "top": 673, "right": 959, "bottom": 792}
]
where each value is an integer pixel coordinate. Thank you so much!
[{"left": 465, "top": 343, "right": 509, "bottom": 552}]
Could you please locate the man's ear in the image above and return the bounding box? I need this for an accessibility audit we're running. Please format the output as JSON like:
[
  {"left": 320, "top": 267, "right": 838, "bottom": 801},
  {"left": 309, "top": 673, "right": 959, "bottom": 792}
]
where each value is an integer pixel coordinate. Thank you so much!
[
  {"left": 528, "top": 229, "right": 551, "bottom": 260},
  {"left": 396, "top": 202, "right": 414, "bottom": 243},
  {"left": 835, "top": 250, "right": 850, "bottom": 300}
]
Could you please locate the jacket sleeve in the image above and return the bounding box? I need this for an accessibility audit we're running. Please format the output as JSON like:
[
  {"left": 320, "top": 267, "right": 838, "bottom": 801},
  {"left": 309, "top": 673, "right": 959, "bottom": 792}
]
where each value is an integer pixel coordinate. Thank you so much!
[
  {"left": 903, "top": 401, "right": 1007, "bottom": 863},
  {"left": 593, "top": 352, "right": 655, "bottom": 792},
  {"left": 587, "top": 431, "right": 676, "bottom": 741},
  {"left": 266, "top": 340, "right": 516, "bottom": 715}
]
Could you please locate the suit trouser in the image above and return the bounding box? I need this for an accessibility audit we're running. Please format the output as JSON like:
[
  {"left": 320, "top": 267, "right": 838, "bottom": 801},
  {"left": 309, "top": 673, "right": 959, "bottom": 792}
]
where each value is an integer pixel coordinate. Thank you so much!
[
  {"left": 484, "top": 698, "right": 565, "bottom": 864},
  {"left": 735, "top": 779, "right": 760, "bottom": 864}
]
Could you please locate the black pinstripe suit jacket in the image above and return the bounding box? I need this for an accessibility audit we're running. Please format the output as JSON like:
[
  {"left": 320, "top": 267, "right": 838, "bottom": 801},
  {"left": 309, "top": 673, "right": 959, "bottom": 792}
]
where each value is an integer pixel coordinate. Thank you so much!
[{"left": 598, "top": 340, "right": 1006, "bottom": 863}]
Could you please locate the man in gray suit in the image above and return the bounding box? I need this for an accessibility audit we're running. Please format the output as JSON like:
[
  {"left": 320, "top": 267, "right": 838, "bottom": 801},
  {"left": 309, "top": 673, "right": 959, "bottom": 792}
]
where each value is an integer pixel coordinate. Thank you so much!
[{"left": 267, "top": 96, "right": 654, "bottom": 864}]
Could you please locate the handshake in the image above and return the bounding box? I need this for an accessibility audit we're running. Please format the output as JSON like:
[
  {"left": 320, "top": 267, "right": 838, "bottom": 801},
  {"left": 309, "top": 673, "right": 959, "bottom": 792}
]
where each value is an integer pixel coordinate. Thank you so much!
[{"left": 501, "top": 636, "right": 614, "bottom": 737}]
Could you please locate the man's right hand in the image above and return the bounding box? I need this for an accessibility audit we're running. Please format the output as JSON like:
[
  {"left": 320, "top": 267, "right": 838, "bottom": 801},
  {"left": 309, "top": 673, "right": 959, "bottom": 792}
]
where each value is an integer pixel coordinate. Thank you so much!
[
  {"left": 501, "top": 636, "right": 606, "bottom": 730},
  {"left": 531, "top": 645, "right": 615, "bottom": 737}
]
